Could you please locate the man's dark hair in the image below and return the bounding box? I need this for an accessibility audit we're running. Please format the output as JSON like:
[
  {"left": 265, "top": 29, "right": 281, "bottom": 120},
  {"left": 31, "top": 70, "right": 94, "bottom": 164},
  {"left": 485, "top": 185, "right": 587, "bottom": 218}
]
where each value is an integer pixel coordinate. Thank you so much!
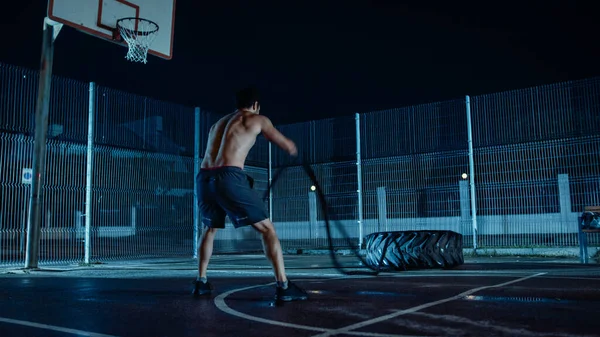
[{"left": 236, "top": 87, "right": 260, "bottom": 109}]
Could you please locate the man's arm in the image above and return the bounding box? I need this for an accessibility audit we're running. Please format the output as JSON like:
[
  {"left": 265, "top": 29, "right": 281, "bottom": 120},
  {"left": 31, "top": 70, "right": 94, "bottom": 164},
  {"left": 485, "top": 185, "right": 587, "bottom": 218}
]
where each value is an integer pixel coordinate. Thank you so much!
[{"left": 258, "top": 116, "right": 297, "bottom": 156}]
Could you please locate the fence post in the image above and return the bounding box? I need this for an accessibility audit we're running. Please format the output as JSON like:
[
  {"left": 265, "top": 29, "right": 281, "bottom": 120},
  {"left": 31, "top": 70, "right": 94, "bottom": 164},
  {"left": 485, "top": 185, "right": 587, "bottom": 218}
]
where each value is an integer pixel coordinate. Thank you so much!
[
  {"left": 131, "top": 205, "right": 137, "bottom": 233},
  {"left": 46, "top": 209, "right": 51, "bottom": 232},
  {"left": 75, "top": 210, "right": 83, "bottom": 240},
  {"left": 84, "top": 82, "right": 95, "bottom": 264},
  {"left": 466, "top": 95, "right": 478, "bottom": 250},
  {"left": 193, "top": 107, "right": 201, "bottom": 259},
  {"left": 355, "top": 113, "right": 364, "bottom": 249},
  {"left": 21, "top": 194, "right": 27, "bottom": 253},
  {"left": 459, "top": 179, "right": 470, "bottom": 235},
  {"left": 376, "top": 187, "right": 387, "bottom": 232},
  {"left": 558, "top": 174, "right": 572, "bottom": 231}
]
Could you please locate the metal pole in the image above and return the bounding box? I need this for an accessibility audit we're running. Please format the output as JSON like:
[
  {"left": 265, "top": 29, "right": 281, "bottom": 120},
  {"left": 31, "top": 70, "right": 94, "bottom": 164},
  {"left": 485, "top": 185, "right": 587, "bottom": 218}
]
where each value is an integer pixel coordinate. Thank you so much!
[
  {"left": 466, "top": 95, "right": 478, "bottom": 250},
  {"left": 376, "top": 186, "right": 387, "bottom": 232},
  {"left": 25, "top": 18, "right": 58, "bottom": 269},
  {"left": 21, "top": 194, "right": 27, "bottom": 253},
  {"left": 268, "top": 142, "right": 273, "bottom": 220},
  {"left": 355, "top": 113, "right": 364, "bottom": 249},
  {"left": 84, "top": 82, "right": 95, "bottom": 264},
  {"left": 193, "top": 107, "right": 201, "bottom": 259}
]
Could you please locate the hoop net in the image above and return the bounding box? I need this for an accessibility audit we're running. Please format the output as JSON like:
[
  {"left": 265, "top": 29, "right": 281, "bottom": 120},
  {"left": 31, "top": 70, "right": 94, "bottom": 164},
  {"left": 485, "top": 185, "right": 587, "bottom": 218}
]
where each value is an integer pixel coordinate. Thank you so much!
[{"left": 117, "top": 18, "right": 159, "bottom": 64}]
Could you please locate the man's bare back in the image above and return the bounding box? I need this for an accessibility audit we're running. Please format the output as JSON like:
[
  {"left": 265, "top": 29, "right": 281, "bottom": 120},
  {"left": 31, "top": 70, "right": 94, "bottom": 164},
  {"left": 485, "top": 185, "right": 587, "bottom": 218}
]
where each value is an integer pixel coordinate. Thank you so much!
[{"left": 201, "top": 110, "right": 297, "bottom": 170}]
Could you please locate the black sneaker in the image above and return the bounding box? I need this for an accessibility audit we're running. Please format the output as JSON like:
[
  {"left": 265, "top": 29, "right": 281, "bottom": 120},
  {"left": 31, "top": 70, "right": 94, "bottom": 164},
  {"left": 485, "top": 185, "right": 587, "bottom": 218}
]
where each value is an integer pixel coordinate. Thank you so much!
[
  {"left": 192, "top": 280, "right": 213, "bottom": 296},
  {"left": 275, "top": 280, "right": 308, "bottom": 302}
]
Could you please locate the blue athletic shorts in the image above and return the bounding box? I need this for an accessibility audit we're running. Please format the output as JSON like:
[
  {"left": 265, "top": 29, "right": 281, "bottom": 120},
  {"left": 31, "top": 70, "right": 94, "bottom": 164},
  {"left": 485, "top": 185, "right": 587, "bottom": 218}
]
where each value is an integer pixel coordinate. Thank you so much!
[{"left": 196, "top": 166, "right": 269, "bottom": 229}]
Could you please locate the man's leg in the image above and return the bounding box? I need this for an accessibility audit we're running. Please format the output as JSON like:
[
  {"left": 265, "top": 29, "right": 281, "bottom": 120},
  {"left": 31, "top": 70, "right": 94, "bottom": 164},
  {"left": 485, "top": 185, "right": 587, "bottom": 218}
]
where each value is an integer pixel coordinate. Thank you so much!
[
  {"left": 193, "top": 169, "right": 226, "bottom": 296},
  {"left": 215, "top": 167, "right": 307, "bottom": 301},
  {"left": 193, "top": 227, "right": 218, "bottom": 296},
  {"left": 198, "top": 227, "right": 218, "bottom": 280},
  {"left": 252, "top": 218, "right": 308, "bottom": 301},
  {"left": 252, "top": 219, "right": 286, "bottom": 282}
]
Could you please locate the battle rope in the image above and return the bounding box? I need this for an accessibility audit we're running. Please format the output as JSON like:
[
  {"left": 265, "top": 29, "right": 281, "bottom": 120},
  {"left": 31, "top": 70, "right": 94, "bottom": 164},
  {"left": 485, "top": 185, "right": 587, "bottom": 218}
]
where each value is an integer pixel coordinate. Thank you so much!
[{"left": 263, "top": 155, "right": 389, "bottom": 276}]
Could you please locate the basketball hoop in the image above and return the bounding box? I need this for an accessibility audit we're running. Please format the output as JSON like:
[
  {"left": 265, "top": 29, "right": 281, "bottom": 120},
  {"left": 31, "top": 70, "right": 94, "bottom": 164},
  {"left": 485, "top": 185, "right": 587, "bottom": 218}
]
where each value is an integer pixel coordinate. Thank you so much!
[{"left": 116, "top": 17, "right": 159, "bottom": 64}]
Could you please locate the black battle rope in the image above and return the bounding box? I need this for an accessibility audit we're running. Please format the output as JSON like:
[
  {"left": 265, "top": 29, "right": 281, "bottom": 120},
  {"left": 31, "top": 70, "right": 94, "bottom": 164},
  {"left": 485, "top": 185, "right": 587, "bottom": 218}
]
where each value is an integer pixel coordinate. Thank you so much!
[{"left": 263, "top": 155, "right": 390, "bottom": 276}]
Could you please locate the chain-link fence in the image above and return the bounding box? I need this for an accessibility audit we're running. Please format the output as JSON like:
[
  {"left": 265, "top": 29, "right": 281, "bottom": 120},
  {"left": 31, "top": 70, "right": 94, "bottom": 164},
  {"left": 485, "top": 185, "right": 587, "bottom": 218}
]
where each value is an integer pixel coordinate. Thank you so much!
[
  {"left": 0, "top": 63, "right": 267, "bottom": 266},
  {"left": 1, "top": 60, "right": 599, "bottom": 267},
  {"left": 268, "top": 78, "right": 600, "bottom": 251}
]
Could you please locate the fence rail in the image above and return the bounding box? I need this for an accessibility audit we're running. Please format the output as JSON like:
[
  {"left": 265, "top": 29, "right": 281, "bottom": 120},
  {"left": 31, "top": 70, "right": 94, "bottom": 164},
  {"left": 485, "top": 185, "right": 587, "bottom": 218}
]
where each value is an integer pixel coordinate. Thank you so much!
[{"left": 1, "top": 61, "right": 599, "bottom": 267}]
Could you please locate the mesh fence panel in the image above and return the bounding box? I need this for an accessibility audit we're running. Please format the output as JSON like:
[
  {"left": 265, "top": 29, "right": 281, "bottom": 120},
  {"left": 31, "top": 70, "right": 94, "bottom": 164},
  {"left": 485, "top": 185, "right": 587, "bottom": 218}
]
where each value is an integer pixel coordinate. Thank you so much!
[
  {"left": 38, "top": 140, "right": 87, "bottom": 265},
  {"left": 472, "top": 137, "right": 600, "bottom": 247},
  {"left": 89, "top": 146, "right": 194, "bottom": 261},
  {"left": 269, "top": 116, "right": 359, "bottom": 249},
  {"left": 359, "top": 100, "right": 471, "bottom": 246},
  {"left": 272, "top": 116, "right": 357, "bottom": 166},
  {"left": 0, "top": 134, "right": 34, "bottom": 267},
  {"left": 360, "top": 100, "right": 468, "bottom": 158},
  {"left": 0, "top": 63, "right": 91, "bottom": 141},
  {"left": 269, "top": 162, "right": 360, "bottom": 249},
  {"left": 0, "top": 65, "right": 90, "bottom": 267},
  {"left": 0, "top": 64, "right": 37, "bottom": 135},
  {"left": 95, "top": 86, "right": 196, "bottom": 157},
  {"left": 472, "top": 78, "right": 600, "bottom": 147},
  {"left": 0, "top": 135, "right": 90, "bottom": 267},
  {"left": 471, "top": 78, "right": 600, "bottom": 248},
  {"left": 2, "top": 59, "right": 600, "bottom": 267}
]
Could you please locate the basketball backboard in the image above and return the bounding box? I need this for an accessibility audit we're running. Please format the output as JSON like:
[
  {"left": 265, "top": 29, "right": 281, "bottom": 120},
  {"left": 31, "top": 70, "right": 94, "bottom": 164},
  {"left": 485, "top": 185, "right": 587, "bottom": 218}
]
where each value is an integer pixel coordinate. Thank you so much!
[{"left": 47, "top": 0, "right": 176, "bottom": 61}]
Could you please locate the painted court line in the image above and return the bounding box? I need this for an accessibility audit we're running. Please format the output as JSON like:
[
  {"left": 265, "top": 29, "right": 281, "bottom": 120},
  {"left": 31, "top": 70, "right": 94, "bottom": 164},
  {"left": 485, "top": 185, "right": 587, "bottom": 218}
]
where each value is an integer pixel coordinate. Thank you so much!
[
  {"left": 411, "top": 312, "right": 586, "bottom": 337},
  {"left": 215, "top": 272, "right": 546, "bottom": 337},
  {"left": 310, "top": 272, "right": 547, "bottom": 337},
  {"left": 540, "top": 276, "right": 600, "bottom": 281},
  {"left": 0, "top": 316, "right": 119, "bottom": 337},
  {"left": 214, "top": 282, "right": 328, "bottom": 333},
  {"left": 214, "top": 278, "right": 418, "bottom": 337}
]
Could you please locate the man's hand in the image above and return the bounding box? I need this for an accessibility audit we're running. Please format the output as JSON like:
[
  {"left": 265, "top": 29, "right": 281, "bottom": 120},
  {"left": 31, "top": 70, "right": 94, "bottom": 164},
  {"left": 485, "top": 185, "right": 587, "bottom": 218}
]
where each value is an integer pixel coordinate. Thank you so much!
[{"left": 289, "top": 142, "right": 298, "bottom": 157}]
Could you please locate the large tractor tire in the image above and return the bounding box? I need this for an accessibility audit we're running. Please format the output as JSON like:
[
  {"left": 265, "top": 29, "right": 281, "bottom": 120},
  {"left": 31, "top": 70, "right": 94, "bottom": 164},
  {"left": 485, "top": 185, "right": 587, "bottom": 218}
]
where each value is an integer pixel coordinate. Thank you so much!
[{"left": 365, "top": 230, "right": 464, "bottom": 271}]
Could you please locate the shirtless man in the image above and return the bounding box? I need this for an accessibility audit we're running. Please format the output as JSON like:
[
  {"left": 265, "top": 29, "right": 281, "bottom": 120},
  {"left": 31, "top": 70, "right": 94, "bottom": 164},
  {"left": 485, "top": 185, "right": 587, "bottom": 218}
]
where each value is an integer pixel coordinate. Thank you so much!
[{"left": 192, "top": 87, "right": 308, "bottom": 302}]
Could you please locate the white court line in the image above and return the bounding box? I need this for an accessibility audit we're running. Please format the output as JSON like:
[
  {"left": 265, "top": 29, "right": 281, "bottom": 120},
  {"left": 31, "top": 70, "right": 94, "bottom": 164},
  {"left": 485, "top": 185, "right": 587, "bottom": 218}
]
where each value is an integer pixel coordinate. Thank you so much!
[
  {"left": 537, "top": 276, "right": 600, "bottom": 281},
  {"left": 214, "top": 272, "right": 545, "bottom": 337},
  {"left": 214, "top": 282, "right": 328, "bottom": 333},
  {"left": 309, "top": 272, "right": 547, "bottom": 337},
  {"left": 213, "top": 278, "right": 426, "bottom": 337},
  {"left": 410, "top": 311, "right": 588, "bottom": 337},
  {"left": 0, "top": 316, "right": 120, "bottom": 337}
]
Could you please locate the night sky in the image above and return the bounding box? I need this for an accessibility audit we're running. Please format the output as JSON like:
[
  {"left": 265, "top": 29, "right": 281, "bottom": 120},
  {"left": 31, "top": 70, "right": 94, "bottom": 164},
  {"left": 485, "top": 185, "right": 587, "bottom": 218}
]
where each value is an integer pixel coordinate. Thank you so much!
[{"left": 1, "top": 0, "right": 599, "bottom": 125}]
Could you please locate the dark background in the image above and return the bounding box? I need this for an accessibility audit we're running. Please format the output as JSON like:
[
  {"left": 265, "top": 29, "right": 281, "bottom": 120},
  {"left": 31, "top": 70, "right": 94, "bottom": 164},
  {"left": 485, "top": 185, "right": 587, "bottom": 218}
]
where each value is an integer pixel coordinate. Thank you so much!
[{"left": 1, "top": 0, "right": 598, "bottom": 125}]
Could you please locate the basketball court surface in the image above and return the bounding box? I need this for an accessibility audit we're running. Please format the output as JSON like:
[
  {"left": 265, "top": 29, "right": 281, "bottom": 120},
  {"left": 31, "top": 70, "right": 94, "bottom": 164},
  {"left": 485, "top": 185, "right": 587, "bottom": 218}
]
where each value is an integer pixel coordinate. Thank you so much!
[
  {"left": 10, "top": 2, "right": 600, "bottom": 337},
  {"left": 1, "top": 255, "right": 599, "bottom": 337}
]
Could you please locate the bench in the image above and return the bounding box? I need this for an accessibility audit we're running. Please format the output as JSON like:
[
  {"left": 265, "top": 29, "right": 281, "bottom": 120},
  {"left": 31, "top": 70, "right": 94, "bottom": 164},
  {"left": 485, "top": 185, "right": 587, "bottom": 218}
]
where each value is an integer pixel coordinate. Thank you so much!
[{"left": 578, "top": 206, "right": 600, "bottom": 264}]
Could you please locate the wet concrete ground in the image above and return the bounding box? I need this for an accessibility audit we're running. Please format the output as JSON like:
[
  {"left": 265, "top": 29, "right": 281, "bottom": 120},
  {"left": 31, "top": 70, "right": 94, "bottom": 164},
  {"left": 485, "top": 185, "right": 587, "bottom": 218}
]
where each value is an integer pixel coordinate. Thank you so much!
[{"left": 0, "top": 255, "right": 599, "bottom": 337}]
